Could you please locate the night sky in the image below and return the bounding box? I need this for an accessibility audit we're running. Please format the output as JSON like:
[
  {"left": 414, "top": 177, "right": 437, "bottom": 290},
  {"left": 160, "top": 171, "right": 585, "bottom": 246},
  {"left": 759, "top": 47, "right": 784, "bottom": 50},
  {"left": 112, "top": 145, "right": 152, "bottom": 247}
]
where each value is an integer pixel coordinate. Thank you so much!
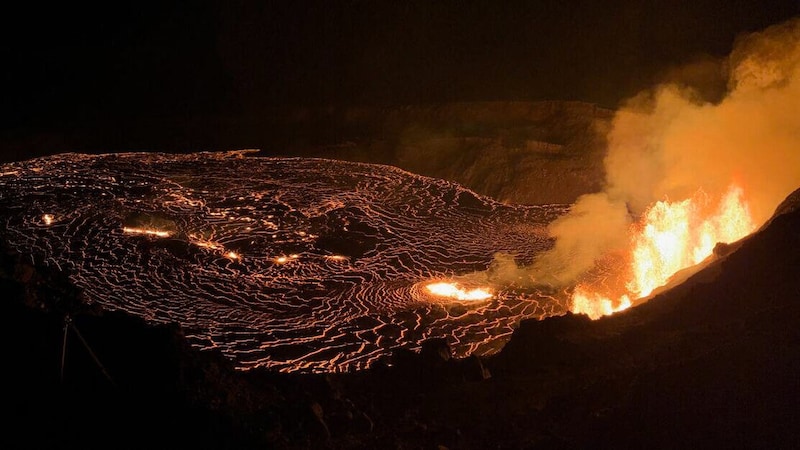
[{"left": 2, "top": 1, "right": 798, "bottom": 152}]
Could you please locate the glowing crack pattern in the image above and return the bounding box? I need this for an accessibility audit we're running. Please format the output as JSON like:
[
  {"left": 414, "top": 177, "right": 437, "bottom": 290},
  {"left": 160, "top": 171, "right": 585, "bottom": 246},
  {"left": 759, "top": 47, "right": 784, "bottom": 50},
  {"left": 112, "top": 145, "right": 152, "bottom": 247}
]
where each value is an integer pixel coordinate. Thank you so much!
[{"left": 0, "top": 151, "right": 568, "bottom": 372}]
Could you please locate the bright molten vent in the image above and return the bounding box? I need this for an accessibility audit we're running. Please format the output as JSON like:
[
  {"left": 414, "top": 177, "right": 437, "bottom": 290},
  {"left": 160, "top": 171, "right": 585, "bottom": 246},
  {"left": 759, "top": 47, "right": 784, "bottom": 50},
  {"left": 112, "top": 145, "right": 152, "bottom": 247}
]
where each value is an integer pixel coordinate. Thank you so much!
[
  {"left": 425, "top": 281, "right": 493, "bottom": 302},
  {"left": 571, "top": 185, "right": 755, "bottom": 319},
  {"left": 553, "top": 18, "right": 800, "bottom": 319}
]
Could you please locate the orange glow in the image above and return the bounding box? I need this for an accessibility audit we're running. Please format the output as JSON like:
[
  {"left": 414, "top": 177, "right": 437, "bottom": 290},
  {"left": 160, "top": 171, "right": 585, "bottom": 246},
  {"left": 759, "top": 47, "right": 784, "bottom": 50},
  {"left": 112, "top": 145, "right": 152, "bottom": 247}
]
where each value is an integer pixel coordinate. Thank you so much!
[
  {"left": 274, "top": 254, "right": 299, "bottom": 264},
  {"left": 571, "top": 288, "right": 631, "bottom": 320},
  {"left": 42, "top": 214, "right": 54, "bottom": 225},
  {"left": 425, "top": 282, "right": 493, "bottom": 301},
  {"left": 122, "top": 226, "right": 172, "bottom": 238},
  {"left": 571, "top": 185, "right": 755, "bottom": 319},
  {"left": 190, "top": 235, "right": 223, "bottom": 250},
  {"left": 188, "top": 235, "right": 242, "bottom": 260}
]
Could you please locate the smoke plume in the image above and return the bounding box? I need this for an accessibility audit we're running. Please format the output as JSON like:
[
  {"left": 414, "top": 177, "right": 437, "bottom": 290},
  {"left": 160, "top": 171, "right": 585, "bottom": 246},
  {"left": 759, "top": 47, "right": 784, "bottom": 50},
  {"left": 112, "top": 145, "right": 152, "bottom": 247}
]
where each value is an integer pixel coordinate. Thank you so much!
[{"left": 527, "top": 17, "right": 800, "bottom": 288}]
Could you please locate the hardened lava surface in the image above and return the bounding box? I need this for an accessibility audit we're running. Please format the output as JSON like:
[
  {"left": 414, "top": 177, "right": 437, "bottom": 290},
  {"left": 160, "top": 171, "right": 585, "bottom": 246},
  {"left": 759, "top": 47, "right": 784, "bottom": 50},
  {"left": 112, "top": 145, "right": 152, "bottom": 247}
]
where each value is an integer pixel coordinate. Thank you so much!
[{"left": 0, "top": 151, "right": 568, "bottom": 372}]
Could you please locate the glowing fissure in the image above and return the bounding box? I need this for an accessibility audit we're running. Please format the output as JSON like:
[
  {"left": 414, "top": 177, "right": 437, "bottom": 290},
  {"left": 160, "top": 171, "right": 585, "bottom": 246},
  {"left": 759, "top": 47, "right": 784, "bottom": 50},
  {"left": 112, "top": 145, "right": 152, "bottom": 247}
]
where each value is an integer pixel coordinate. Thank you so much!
[
  {"left": 122, "top": 226, "right": 172, "bottom": 238},
  {"left": 425, "top": 282, "right": 493, "bottom": 301},
  {"left": 572, "top": 185, "right": 755, "bottom": 319},
  {"left": 571, "top": 288, "right": 631, "bottom": 321}
]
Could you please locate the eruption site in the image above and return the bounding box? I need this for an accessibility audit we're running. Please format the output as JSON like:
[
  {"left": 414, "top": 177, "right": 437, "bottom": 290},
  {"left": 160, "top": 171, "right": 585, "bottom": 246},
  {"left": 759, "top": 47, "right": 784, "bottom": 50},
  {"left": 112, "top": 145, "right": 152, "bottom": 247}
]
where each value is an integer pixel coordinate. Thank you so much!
[
  {"left": 0, "top": 151, "right": 567, "bottom": 373},
  {"left": 533, "top": 17, "right": 800, "bottom": 319},
  {"left": 424, "top": 281, "right": 493, "bottom": 302}
]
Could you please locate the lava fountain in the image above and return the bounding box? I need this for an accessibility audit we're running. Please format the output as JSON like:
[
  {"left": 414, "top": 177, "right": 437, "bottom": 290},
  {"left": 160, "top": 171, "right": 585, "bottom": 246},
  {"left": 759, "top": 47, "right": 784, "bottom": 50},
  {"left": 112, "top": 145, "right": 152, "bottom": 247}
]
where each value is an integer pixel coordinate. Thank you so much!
[
  {"left": 548, "top": 18, "right": 800, "bottom": 319},
  {"left": 571, "top": 185, "right": 755, "bottom": 319}
]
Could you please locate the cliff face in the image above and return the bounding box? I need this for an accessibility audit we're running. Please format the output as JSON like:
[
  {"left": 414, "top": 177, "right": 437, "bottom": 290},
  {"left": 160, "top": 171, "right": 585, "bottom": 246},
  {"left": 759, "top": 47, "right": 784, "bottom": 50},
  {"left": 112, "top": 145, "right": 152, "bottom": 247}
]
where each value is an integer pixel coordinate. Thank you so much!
[{"left": 302, "top": 101, "right": 613, "bottom": 205}]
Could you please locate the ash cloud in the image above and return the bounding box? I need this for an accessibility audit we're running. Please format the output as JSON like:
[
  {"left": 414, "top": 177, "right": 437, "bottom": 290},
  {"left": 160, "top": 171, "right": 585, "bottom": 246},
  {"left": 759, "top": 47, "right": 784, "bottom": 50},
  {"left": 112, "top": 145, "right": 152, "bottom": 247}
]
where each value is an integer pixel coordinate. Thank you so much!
[{"left": 514, "top": 17, "right": 800, "bottom": 288}]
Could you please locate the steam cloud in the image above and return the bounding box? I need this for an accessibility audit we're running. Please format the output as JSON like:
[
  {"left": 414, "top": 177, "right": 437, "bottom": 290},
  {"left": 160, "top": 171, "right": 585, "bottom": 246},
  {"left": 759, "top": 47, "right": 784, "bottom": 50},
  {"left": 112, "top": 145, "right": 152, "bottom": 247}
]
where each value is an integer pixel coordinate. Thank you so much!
[{"left": 504, "top": 17, "right": 800, "bottom": 288}]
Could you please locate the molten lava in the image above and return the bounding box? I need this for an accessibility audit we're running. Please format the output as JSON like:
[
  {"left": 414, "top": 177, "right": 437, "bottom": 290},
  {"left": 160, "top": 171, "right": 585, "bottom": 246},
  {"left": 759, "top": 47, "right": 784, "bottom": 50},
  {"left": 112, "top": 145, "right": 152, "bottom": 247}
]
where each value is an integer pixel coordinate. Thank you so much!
[
  {"left": 572, "top": 185, "right": 755, "bottom": 319},
  {"left": 425, "top": 282, "right": 493, "bottom": 302},
  {"left": 122, "top": 226, "right": 172, "bottom": 238},
  {"left": 571, "top": 288, "right": 632, "bottom": 321},
  {"left": 0, "top": 151, "right": 566, "bottom": 372}
]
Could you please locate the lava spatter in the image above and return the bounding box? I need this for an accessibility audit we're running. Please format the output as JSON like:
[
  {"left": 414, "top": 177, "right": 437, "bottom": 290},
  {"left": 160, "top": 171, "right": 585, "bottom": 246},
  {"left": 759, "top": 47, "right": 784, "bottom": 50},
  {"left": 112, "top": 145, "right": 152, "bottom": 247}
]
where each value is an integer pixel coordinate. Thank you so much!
[{"left": 0, "top": 151, "right": 566, "bottom": 372}]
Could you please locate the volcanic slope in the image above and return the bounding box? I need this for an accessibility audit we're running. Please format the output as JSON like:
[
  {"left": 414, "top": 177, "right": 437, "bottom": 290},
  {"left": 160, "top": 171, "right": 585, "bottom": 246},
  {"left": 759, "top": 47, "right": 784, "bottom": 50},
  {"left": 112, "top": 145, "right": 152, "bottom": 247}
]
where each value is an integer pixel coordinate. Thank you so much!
[{"left": 0, "top": 151, "right": 566, "bottom": 372}]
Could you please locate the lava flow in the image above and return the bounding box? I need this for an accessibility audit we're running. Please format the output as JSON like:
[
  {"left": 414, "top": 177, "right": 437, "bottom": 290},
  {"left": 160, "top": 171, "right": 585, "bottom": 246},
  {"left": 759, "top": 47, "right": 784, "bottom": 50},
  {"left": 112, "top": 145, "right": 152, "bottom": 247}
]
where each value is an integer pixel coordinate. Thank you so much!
[
  {"left": 571, "top": 185, "right": 756, "bottom": 319},
  {"left": 0, "top": 151, "right": 568, "bottom": 373}
]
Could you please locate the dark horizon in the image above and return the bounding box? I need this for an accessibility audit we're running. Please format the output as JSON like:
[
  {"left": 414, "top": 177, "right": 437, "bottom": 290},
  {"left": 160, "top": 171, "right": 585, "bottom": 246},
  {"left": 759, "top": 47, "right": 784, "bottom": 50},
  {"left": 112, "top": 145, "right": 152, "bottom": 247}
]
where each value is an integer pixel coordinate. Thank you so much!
[{"left": 2, "top": 1, "right": 799, "bottom": 155}]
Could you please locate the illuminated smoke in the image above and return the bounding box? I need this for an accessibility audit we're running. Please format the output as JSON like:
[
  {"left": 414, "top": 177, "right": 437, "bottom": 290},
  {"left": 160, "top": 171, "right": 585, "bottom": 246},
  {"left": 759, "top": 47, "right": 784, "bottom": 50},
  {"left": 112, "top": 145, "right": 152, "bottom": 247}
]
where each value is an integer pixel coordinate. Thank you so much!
[{"left": 530, "top": 17, "right": 800, "bottom": 294}]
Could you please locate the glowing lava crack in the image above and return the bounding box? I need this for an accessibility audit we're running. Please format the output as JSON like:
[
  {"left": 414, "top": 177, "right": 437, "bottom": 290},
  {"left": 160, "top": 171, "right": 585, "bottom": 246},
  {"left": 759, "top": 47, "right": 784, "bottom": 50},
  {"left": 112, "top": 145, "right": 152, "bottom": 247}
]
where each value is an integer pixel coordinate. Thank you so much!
[
  {"left": 0, "top": 151, "right": 567, "bottom": 373},
  {"left": 425, "top": 282, "right": 493, "bottom": 302}
]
